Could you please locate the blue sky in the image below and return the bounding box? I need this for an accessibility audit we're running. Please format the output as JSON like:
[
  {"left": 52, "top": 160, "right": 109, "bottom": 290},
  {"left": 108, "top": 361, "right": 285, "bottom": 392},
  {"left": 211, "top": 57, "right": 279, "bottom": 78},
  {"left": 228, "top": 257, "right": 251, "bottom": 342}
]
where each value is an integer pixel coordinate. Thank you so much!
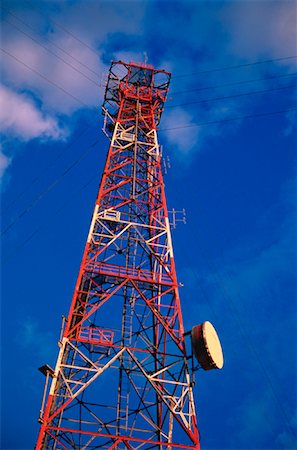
[{"left": 1, "top": 0, "right": 296, "bottom": 449}]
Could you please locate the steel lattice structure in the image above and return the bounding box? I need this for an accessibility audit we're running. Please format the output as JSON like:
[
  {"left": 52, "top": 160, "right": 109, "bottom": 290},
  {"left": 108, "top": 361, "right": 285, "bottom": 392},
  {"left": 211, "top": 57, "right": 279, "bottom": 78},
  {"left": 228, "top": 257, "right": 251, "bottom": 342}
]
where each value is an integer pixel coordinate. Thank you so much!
[{"left": 36, "top": 61, "right": 200, "bottom": 449}]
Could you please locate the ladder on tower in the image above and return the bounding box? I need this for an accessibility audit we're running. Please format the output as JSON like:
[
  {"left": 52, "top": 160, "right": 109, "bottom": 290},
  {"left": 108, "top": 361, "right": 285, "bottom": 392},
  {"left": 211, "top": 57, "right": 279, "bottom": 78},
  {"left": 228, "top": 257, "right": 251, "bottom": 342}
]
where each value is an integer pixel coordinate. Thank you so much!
[{"left": 117, "top": 297, "right": 134, "bottom": 432}]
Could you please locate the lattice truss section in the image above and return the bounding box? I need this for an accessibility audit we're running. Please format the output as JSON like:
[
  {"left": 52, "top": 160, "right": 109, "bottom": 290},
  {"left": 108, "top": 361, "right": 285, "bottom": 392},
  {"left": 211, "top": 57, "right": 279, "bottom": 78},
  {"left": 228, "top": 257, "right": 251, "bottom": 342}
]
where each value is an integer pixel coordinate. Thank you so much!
[{"left": 36, "top": 62, "right": 200, "bottom": 449}]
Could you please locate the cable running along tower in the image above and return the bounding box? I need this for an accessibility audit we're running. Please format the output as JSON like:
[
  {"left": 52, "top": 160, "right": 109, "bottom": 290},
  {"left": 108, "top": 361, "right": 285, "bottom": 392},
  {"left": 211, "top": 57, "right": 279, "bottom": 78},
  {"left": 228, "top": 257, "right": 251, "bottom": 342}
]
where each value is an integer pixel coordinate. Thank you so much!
[{"left": 36, "top": 61, "right": 223, "bottom": 449}]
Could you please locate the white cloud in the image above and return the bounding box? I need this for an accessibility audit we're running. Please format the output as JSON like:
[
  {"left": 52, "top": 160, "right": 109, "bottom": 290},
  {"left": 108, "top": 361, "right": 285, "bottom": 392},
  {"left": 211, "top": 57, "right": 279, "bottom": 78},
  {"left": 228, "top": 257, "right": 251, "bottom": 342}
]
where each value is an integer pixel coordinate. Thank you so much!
[
  {"left": 161, "top": 107, "right": 202, "bottom": 156},
  {"left": 0, "top": 84, "right": 65, "bottom": 141},
  {"left": 161, "top": 99, "right": 240, "bottom": 158},
  {"left": 223, "top": 1, "right": 297, "bottom": 66},
  {"left": 0, "top": 1, "right": 147, "bottom": 190},
  {"left": 0, "top": 1, "right": 146, "bottom": 116},
  {"left": 1, "top": 34, "right": 102, "bottom": 115},
  {"left": 158, "top": 1, "right": 296, "bottom": 158},
  {"left": 1, "top": 1, "right": 295, "bottom": 161},
  {"left": 0, "top": 144, "right": 11, "bottom": 178},
  {"left": 49, "top": 1, "right": 144, "bottom": 45}
]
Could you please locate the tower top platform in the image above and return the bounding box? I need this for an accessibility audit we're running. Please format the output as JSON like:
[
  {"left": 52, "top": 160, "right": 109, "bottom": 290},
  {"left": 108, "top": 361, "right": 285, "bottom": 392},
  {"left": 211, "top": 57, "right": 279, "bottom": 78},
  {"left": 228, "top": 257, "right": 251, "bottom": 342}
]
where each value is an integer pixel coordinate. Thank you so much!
[{"left": 102, "top": 60, "right": 171, "bottom": 126}]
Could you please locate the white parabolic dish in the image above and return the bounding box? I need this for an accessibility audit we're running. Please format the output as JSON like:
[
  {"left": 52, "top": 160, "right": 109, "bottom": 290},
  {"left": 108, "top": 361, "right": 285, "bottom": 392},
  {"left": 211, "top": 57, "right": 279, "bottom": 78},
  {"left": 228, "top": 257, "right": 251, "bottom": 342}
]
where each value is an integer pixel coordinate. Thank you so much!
[{"left": 202, "top": 321, "right": 224, "bottom": 369}]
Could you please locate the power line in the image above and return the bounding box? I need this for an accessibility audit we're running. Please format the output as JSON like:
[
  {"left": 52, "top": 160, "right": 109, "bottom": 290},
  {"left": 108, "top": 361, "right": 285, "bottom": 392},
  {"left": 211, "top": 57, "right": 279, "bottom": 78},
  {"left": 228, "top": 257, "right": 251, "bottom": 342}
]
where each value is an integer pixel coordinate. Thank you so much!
[
  {"left": 2, "top": 4, "right": 295, "bottom": 442},
  {"left": 8, "top": 2, "right": 297, "bottom": 83},
  {"left": 3, "top": 17, "right": 100, "bottom": 87},
  {"left": 185, "top": 222, "right": 297, "bottom": 443},
  {"left": 0, "top": 47, "right": 296, "bottom": 118},
  {"left": 27, "top": 0, "right": 99, "bottom": 57},
  {"left": 167, "top": 84, "right": 295, "bottom": 110},
  {"left": 3, "top": 125, "right": 94, "bottom": 213},
  {"left": 170, "top": 72, "right": 297, "bottom": 96},
  {"left": 4, "top": 5, "right": 297, "bottom": 94},
  {"left": 26, "top": 0, "right": 297, "bottom": 87},
  {"left": 1, "top": 45, "right": 295, "bottom": 239},
  {"left": 2, "top": 7, "right": 101, "bottom": 79},
  {"left": 0, "top": 40, "right": 296, "bottom": 107},
  {"left": 3, "top": 107, "right": 294, "bottom": 239},
  {"left": 3, "top": 172, "right": 99, "bottom": 265},
  {"left": 2, "top": 43, "right": 294, "bottom": 120},
  {"left": 173, "top": 55, "right": 297, "bottom": 78},
  {"left": 0, "top": 47, "right": 89, "bottom": 107},
  {"left": 161, "top": 107, "right": 296, "bottom": 132},
  {"left": 2, "top": 44, "right": 296, "bottom": 119},
  {"left": 1, "top": 138, "right": 99, "bottom": 237}
]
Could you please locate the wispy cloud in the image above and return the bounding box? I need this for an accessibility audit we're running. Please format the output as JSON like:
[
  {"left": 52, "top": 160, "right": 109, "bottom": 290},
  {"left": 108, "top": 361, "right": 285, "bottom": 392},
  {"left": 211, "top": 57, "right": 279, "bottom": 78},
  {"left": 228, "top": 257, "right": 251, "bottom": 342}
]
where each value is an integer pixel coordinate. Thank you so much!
[
  {"left": 276, "top": 412, "right": 297, "bottom": 449},
  {"left": 180, "top": 176, "right": 297, "bottom": 448},
  {"left": 283, "top": 110, "right": 297, "bottom": 137},
  {"left": 0, "top": 84, "right": 66, "bottom": 141},
  {"left": 1, "top": 2, "right": 146, "bottom": 116},
  {"left": 227, "top": 386, "right": 296, "bottom": 449},
  {"left": 1, "top": 32, "right": 102, "bottom": 115},
  {"left": 155, "top": 0, "right": 296, "bottom": 158},
  {"left": 161, "top": 107, "right": 202, "bottom": 156},
  {"left": 161, "top": 98, "right": 241, "bottom": 159},
  {"left": 16, "top": 316, "right": 56, "bottom": 362},
  {"left": 202, "top": 176, "right": 296, "bottom": 318},
  {"left": 223, "top": 1, "right": 297, "bottom": 66},
  {"left": 0, "top": 143, "right": 11, "bottom": 179},
  {"left": 2, "top": 0, "right": 295, "bottom": 162},
  {"left": 0, "top": 1, "right": 148, "bottom": 188}
]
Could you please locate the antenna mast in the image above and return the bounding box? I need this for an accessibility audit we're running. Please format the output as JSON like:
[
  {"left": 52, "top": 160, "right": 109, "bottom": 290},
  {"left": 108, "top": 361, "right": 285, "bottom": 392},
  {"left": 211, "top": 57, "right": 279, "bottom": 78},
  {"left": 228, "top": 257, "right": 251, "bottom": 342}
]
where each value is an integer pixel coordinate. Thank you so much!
[{"left": 36, "top": 60, "right": 223, "bottom": 449}]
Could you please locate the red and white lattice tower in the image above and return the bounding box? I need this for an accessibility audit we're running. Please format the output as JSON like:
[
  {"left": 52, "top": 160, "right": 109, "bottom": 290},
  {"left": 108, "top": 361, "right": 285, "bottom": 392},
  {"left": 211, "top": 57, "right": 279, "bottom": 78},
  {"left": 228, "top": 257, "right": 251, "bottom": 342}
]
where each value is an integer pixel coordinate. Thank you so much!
[{"left": 36, "top": 61, "right": 223, "bottom": 449}]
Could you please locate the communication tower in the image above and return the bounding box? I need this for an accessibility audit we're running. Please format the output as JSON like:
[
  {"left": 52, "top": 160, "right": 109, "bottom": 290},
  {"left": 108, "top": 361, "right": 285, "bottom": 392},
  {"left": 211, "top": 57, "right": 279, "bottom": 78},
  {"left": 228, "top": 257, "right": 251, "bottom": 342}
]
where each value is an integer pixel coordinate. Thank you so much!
[{"left": 36, "top": 61, "right": 223, "bottom": 449}]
